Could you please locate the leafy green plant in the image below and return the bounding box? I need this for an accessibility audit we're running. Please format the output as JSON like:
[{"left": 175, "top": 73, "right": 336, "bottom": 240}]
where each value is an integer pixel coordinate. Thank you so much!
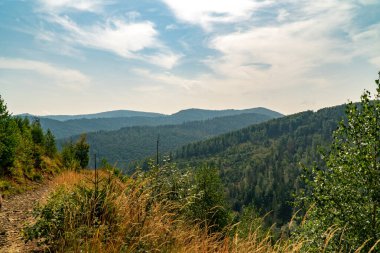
[
  {"left": 24, "top": 173, "right": 120, "bottom": 251},
  {"left": 297, "top": 72, "right": 380, "bottom": 251},
  {"left": 138, "top": 159, "right": 230, "bottom": 233},
  {"left": 188, "top": 165, "right": 230, "bottom": 233},
  {"left": 61, "top": 134, "right": 90, "bottom": 170}
]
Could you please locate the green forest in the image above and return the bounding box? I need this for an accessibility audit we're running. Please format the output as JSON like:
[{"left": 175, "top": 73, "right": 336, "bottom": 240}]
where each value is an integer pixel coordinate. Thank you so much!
[
  {"left": 0, "top": 97, "right": 90, "bottom": 194},
  {"left": 66, "top": 112, "right": 277, "bottom": 167},
  {"left": 0, "top": 73, "right": 380, "bottom": 252},
  {"left": 174, "top": 104, "right": 346, "bottom": 225},
  {"left": 0, "top": 98, "right": 59, "bottom": 187},
  {"left": 33, "top": 107, "right": 282, "bottom": 139}
]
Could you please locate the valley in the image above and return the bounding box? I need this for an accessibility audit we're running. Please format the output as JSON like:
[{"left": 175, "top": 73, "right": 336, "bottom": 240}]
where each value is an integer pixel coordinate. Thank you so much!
[{"left": 1, "top": 77, "right": 380, "bottom": 252}]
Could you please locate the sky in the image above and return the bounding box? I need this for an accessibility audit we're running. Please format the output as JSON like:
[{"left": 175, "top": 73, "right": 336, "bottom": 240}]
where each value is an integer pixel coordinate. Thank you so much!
[{"left": 0, "top": 0, "right": 379, "bottom": 116}]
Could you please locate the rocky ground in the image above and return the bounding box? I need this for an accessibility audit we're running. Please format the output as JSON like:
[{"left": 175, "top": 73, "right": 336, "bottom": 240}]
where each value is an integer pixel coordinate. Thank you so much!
[{"left": 0, "top": 183, "right": 52, "bottom": 253}]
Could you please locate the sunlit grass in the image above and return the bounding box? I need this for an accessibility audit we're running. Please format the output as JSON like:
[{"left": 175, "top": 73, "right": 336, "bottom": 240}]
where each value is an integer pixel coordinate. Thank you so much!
[{"left": 25, "top": 170, "right": 376, "bottom": 253}]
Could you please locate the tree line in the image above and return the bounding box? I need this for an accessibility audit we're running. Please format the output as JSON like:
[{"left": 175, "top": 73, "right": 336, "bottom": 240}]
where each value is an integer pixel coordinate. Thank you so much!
[{"left": 0, "top": 95, "right": 89, "bottom": 191}]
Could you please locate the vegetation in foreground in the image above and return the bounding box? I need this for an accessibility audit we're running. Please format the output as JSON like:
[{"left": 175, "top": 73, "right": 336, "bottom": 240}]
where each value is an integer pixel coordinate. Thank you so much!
[
  {"left": 0, "top": 95, "right": 60, "bottom": 195},
  {"left": 24, "top": 168, "right": 304, "bottom": 253},
  {"left": 175, "top": 104, "right": 344, "bottom": 226},
  {"left": 296, "top": 74, "right": 380, "bottom": 252},
  {"left": 0, "top": 95, "right": 90, "bottom": 195},
  {"left": 24, "top": 73, "right": 380, "bottom": 252},
  {"left": 3, "top": 72, "right": 380, "bottom": 252}
]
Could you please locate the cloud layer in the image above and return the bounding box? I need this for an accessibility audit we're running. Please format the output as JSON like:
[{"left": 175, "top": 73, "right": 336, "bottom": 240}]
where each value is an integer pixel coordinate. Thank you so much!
[
  {"left": 0, "top": 58, "right": 90, "bottom": 91},
  {"left": 37, "top": 5, "right": 181, "bottom": 69},
  {"left": 1, "top": 0, "right": 379, "bottom": 115},
  {"left": 161, "top": 0, "right": 266, "bottom": 30},
  {"left": 38, "top": 0, "right": 106, "bottom": 13}
]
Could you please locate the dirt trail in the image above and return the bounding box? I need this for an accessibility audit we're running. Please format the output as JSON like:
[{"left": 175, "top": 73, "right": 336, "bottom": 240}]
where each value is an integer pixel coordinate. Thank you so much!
[{"left": 0, "top": 182, "right": 53, "bottom": 253}]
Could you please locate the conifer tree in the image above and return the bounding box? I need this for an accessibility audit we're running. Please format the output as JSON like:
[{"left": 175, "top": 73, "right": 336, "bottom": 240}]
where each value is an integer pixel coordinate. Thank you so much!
[
  {"left": 0, "top": 95, "right": 18, "bottom": 174},
  {"left": 75, "top": 134, "right": 90, "bottom": 169},
  {"left": 45, "top": 129, "right": 57, "bottom": 158}
]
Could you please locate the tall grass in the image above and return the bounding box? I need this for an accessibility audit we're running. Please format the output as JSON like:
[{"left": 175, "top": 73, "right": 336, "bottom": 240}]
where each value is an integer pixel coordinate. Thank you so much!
[{"left": 24, "top": 170, "right": 374, "bottom": 252}]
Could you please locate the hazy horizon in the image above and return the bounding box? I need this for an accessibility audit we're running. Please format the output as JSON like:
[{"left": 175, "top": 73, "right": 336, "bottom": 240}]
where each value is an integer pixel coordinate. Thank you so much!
[
  {"left": 1, "top": 0, "right": 379, "bottom": 116},
  {"left": 15, "top": 106, "right": 283, "bottom": 117}
]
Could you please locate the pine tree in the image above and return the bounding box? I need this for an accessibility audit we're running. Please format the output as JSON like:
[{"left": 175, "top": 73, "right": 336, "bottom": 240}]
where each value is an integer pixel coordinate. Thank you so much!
[
  {"left": 190, "top": 165, "right": 229, "bottom": 233},
  {"left": 45, "top": 129, "right": 57, "bottom": 158},
  {"left": 75, "top": 134, "right": 90, "bottom": 169},
  {"left": 0, "top": 95, "right": 18, "bottom": 174}
]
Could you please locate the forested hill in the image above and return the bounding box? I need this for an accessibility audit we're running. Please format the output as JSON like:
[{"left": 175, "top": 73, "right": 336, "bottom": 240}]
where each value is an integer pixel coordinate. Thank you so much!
[
  {"left": 22, "top": 107, "right": 283, "bottom": 139},
  {"left": 169, "top": 107, "right": 283, "bottom": 122},
  {"left": 62, "top": 112, "right": 276, "bottom": 168},
  {"left": 175, "top": 104, "right": 347, "bottom": 225},
  {"left": 19, "top": 110, "right": 164, "bottom": 121}
]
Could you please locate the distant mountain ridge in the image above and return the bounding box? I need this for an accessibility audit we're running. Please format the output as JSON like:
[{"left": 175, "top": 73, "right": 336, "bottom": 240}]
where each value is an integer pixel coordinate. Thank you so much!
[
  {"left": 18, "top": 110, "right": 164, "bottom": 121},
  {"left": 173, "top": 104, "right": 347, "bottom": 225},
  {"left": 58, "top": 111, "right": 279, "bottom": 168},
  {"left": 18, "top": 107, "right": 283, "bottom": 139},
  {"left": 170, "top": 107, "right": 283, "bottom": 122}
]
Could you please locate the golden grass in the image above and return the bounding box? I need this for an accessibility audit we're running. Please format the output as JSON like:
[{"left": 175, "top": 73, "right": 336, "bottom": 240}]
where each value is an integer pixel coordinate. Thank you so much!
[
  {"left": 50, "top": 170, "right": 91, "bottom": 188},
  {"left": 36, "top": 170, "right": 301, "bottom": 253},
  {"left": 30, "top": 170, "right": 375, "bottom": 253}
]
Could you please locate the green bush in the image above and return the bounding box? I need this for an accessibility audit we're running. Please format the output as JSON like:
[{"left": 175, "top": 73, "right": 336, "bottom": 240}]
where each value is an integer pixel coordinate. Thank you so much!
[
  {"left": 24, "top": 176, "right": 120, "bottom": 251},
  {"left": 296, "top": 72, "right": 380, "bottom": 252},
  {"left": 140, "top": 160, "right": 231, "bottom": 234}
]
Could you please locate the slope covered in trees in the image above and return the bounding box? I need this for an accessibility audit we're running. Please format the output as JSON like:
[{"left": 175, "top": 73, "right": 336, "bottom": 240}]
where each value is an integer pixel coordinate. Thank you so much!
[
  {"left": 0, "top": 96, "right": 60, "bottom": 193},
  {"left": 297, "top": 77, "right": 380, "bottom": 251},
  {"left": 0, "top": 95, "right": 92, "bottom": 195},
  {"left": 26, "top": 107, "right": 283, "bottom": 139},
  {"left": 62, "top": 112, "right": 276, "bottom": 168},
  {"left": 175, "top": 105, "right": 347, "bottom": 225},
  {"left": 19, "top": 109, "right": 164, "bottom": 121}
]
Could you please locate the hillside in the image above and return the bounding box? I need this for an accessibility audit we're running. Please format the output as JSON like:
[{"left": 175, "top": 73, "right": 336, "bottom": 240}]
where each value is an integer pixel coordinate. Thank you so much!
[
  {"left": 61, "top": 112, "right": 276, "bottom": 168},
  {"left": 19, "top": 110, "right": 164, "bottom": 121},
  {"left": 169, "top": 107, "right": 283, "bottom": 122},
  {"left": 23, "top": 107, "right": 283, "bottom": 139},
  {"left": 174, "top": 105, "right": 347, "bottom": 224}
]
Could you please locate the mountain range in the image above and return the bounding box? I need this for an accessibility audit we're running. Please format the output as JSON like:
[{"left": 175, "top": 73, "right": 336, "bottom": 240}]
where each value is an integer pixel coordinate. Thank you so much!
[
  {"left": 174, "top": 104, "right": 347, "bottom": 224},
  {"left": 18, "top": 103, "right": 349, "bottom": 225},
  {"left": 19, "top": 108, "right": 283, "bottom": 139},
  {"left": 18, "top": 110, "right": 164, "bottom": 121},
  {"left": 60, "top": 111, "right": 281, "bottom": 167}
]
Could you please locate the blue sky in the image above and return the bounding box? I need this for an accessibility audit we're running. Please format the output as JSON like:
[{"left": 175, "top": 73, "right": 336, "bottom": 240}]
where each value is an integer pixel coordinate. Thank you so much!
[{"left": 1, "top": 0, "right": 379, "bottom": 115}]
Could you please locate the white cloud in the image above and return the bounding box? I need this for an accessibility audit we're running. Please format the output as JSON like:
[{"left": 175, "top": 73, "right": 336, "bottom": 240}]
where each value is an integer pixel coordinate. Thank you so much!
[
  {"left": 49, "top": 16, "right": 158, "bottom": 57},
  {"left": 38, "top": 0, "right": 107, "bottom": 13},
  {"left": 357, "top": 0, "right": 379, "bottom": 5},
  {"left": 208, "top": 21, "right": 347, "bottom": 82},
  {"left": 132, "top": 68, "right": 201, "bottom": 90},
  {"left": 42, "top": 15, "right": 181, "bottom": 69},
  {"left": 349, "top": 23, "right": 380, "bottom": 66},
  {"left": 125, "top": 11, "right": 141, "bottom": 21},
  {"left": 165, "top": 24, "right": 178, "bottom": 30},
  {"left": 161, "top": 0, "right": 269, "bottom": 31},
  {"left": 0, "top": 58, "right": 90, "bottom": 91},
  {"left": 277, "top": 9, "right": 289, "bottom": 22},
  {"left": 124, "top": 0, "right": 379, "bottom": 114},
  {"left": 143, "top": 52, "right": 182, "bottom": 69},
  {"left": 36, "top": 0, "right": 181, "bottom": 69},
  {"left": 203, "top": 0, "right": 379, "bottom": 89}
]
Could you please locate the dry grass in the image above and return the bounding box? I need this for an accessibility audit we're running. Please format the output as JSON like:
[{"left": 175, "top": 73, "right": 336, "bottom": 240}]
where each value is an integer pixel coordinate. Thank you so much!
[
  {"left": 49, "top": 170, "right": 92, "bottom": 189},
  {"left": 34, "top": 170, "right": 302, "bottom": 253},
  {"left": 27, "top": 170, "right": 374, "bottom": 253}
]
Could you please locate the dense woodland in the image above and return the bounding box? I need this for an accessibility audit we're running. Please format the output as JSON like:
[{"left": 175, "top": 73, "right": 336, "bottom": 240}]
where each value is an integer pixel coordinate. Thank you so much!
[
  {"left": 175, "top": 105, "right": 346, "bottom": 225},
  {"left": 65, "top": 112, "right": 276, "bottom": 167},
  {"left": 0, "top": 72, "right": 379, "bottom": 252},
  {"left": 0, "top": 97, "right": 59, "bottom": 188},
  {"left": 0, "top": 96, "right": 90, "bottom": 194},
  {"left": 32, "top": 107, "right": 282, "bottom": 139}
]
